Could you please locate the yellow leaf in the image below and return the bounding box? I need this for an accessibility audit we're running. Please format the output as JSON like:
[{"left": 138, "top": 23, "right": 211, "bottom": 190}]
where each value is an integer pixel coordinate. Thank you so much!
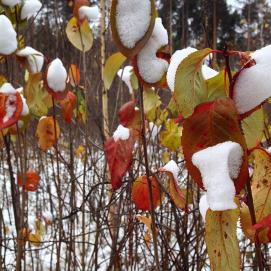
[
  {"left": 25, "top": 73, "right": 53, "bottom": 117},
  {"left": 66, "top": 17, "right": 93, "bottom": 52},
  {"left": 205, "top": 208, "right": 240, "bottom": 271},
  {"left": 240, "top": 148, "right": 271, "bottom": 243},
  {"left": 242, "top": 108, "right": 264, "bottom": 150},
  {"left": 160, "top": 119, "right": 181, "bottom": 151},
  {"left": 143, "top": 88, "right": 161, "bottom": 122},
  {"left": 28, "top": 232, "right": 42, "bottom": 247},
  {"left": 103, "top": 52, "right": 126, "bottom": 90}
]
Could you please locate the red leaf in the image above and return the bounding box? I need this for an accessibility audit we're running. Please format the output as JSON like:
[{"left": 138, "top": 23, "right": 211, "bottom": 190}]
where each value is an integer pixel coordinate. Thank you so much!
[
  {"left": 118, "top": 100, "right": 141, "bottom": 134},
  {"left": 60, "top": 91, "right": 77, "bottom": 123},
  {"left": 0, "top": 92, "right": 23, "bottom": 129},
  {"left": 182, "top": 98, "right": 248, "bottom": 193},
  {"left": 118, "top": 100, "right": 137, "bottom": 126},
  {"left": 17, "top": 171, "right": 40, "bottom": 192},
  {"left": 252, "top": 214, "right": 271, "bottom": 241},
  {"left": 105, "top": 134, "right": 135, "bottom": 190},
  {"left": 132, "top": 176, "right": 161, "bottom": 211}
]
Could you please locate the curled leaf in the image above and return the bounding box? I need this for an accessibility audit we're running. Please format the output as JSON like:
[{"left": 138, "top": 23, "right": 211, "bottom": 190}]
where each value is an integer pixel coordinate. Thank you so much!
[
  {"left": 132, "top": 175, "right": 162, "bottom": 211},
  {"left": 59, "top": 91, "right": 77, "bottom": 123},
  {"left": 36, "top": 116, "right": 60, "bottom": 152}
]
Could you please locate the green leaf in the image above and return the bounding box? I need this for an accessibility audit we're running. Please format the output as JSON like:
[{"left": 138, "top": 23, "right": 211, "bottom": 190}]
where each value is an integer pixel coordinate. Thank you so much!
[
  {"left": 160, "top": 119, "right": 181, "bottom": 151},
  {"left": 103, "top": 52, "right": 126, "bottom": 90},
  {"left": 143, "top": 88, "right": 161, "bottom": 121},
  {"left": 66, "top": 17, "right": 93, "bottom": 52},
  {"left": 205, "top": 207, "right": 240, "bottom": 271},
  {"left": 173, "top": 48, "right": 212, "bottom": 118},
  {"left": 241, "top": 108, "right": 264, "bottom": 150},
  {"left": 206, "top": 70, "right": 228, "bottom": 101}
]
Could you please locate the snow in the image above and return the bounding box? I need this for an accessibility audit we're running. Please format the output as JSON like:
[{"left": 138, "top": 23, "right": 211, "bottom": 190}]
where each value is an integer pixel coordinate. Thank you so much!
[
  {"left": 199, "top": 194, "right": 209, "bottom": 222},
  {"left": 116, "top": 0, "right": 152, "bottom": 49},
  {"left": 117, "top": 66, "right": 133, "bottom": 94},
  {"left": 21, "top": 0, "right": 42, "bottom": 20},
  {"left": 149, "top": 122, "right": 161, "bottom": 140},
  {"left": 234, "top": 44, "right": 271, "bottom": 114},
  {"left": 0, "top": 83, "right": 16, "bottom": 94},
  {"left": 192, "top": 141, "right": 243, "bottom": 211},
  {"left": 79, "top": 6, "right": 99, "bottom": 21},
  {"left": 3, "top": 95, "right": 16, "bottom": 123},
  {"left": 16, "top": 46, "right": 44, "bottom": 73},
  {"left": 113, "top": 124, "right": 130, "bottom": 141},
  {"left": 21, "top": 95, "right": 29, "bottom": 116},
  {"left": 162, "top": 160, "right": 179, "bottom": 181},
  {"left": 137, "top": 18, "right": 169, "bottom": 84},
  {"left": 47, "top": 58, "right": 67, "bottom": 92},
  {"left": 166, "top": 47, "right": 218, "bottom": 92},
  {"left": 1, "top": 0, "right": 21, "bottom": 7},
  {"left": 0, "top": 15, "right": 18, "bottom": 55}
]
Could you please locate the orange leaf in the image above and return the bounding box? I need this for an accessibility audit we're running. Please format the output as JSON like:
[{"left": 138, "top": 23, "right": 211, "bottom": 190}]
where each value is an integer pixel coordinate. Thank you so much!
[
  {"left": 105, "top": 134, "right": 135, "bottom": 190},
  {"left": 69, "top": 64, "right": 81, "bottom": 87},
  {"left": 132, "top": 176, "right": 161, "bottom": 211},
  {"left": 159, "top": 167, "right": 187, "bottom": 210},
  {"left": 17, "top": 171, "right": 40, "bottom": 192},
  {"left": 182, "top": 98, "right": 248, "bottom": 194},
  {"left": 36, "top": 116, "right": 60, "bottom": 151},
  {"left": 0, "top": 92, "right": 23, "bottom": 129},
  {"left": 59, "top": 91, "right": 77, "bottom": 123}
]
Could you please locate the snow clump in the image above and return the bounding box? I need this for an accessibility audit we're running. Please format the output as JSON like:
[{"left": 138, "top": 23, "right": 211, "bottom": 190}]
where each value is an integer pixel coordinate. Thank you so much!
[
  {"left": 162, "top": 160, "right": 179, "bottom": 181},
  {"left": 199, "top": 194, "right": 209, "bottom": 222},
  {"left": 0, "top": 15, "right": 18, "bottom": 55},
  {"left": 47, "top": 58, "right": 67, "bottom": 92},
  {"left": 192, "top": 141, "right": 243, "bottom": 211},
  {"left": 137, "top": 17, "right": 169, "bottom": 84},
  {"left": 21, "top": 0, "right": 42, "bottom": 20},
  {"left": 117, "top": 66, "right": 133, "bottom": 94},
  {"left": 233, "top": 44, "right": 271, "bottom": 114},
  {"left": 1, "top": 0, "right": 21, "bottom": 7},
  {"left": 113, "top": 124, "right": 130, "bottom": 141},
  {"left": 79, "top": 5, "right": 99, "bottom": 21},
  {"left": 16, "top": 46, "right": 44, "bottom": 73},
  {"left": 116, "top": 0, "right": 151, "bottom": 48}
]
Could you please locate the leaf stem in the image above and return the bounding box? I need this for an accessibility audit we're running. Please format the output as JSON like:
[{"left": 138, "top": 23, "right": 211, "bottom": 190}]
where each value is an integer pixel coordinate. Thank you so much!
[{"left": 138, "top": 83, "right": 160, "bottom": 271}]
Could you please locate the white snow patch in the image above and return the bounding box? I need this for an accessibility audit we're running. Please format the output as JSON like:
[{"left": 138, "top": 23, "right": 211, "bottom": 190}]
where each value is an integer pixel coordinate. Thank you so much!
[
  {"left": 116, "top": 0, "right": 151, "bottom": 48},
  {"left": 166, "top": 47, "right": 218, "bottom": 92},
  {"left": 234, "top": 44, "right": 271, "bottom": 114},
  {"left": 0, "top": 15, "right": 18, "bottom": 55},
  {"left": 3, "top": 95, "right": 17, "bottom": 123},
  {"left": 137, "top": 18, "right": 168, "bottom": 84},
  {"left": 149, "top": 122, "right": 161, "bottom": 140},
  {"left": 21, "top": 0, "right": 42, "bottom": 20},
  {"left": 79, "top": 6, "right": 99, "bottom": 21},
  {"left": 21, "top": 95, "right": 29, "bottom": 116},
  {"left": 16, "top": 46, "right": 44, "bottom": 73},
  {"left": 0, "top": 83, "right": 16, "bottom": 94},
  {"left": 113, "top": 124, "right": 130, "bottom": 141},
  {"left": 199, "top": 194, "right": 209, "bottom": 222},
  {"left": 162, "top": 160, "right": 179, "bottom": 181},
  {"left": 192, "top": 141, "right": 243, "bottom": 211},
  {"left": 1, "top": 0, "right": 21, "bottom": 7},
  {"left": 47, "top": 58, "right": 67, "bottom": 92},
  {"left": 117, "top": 66, "right": 133, "bottom": 94}
]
